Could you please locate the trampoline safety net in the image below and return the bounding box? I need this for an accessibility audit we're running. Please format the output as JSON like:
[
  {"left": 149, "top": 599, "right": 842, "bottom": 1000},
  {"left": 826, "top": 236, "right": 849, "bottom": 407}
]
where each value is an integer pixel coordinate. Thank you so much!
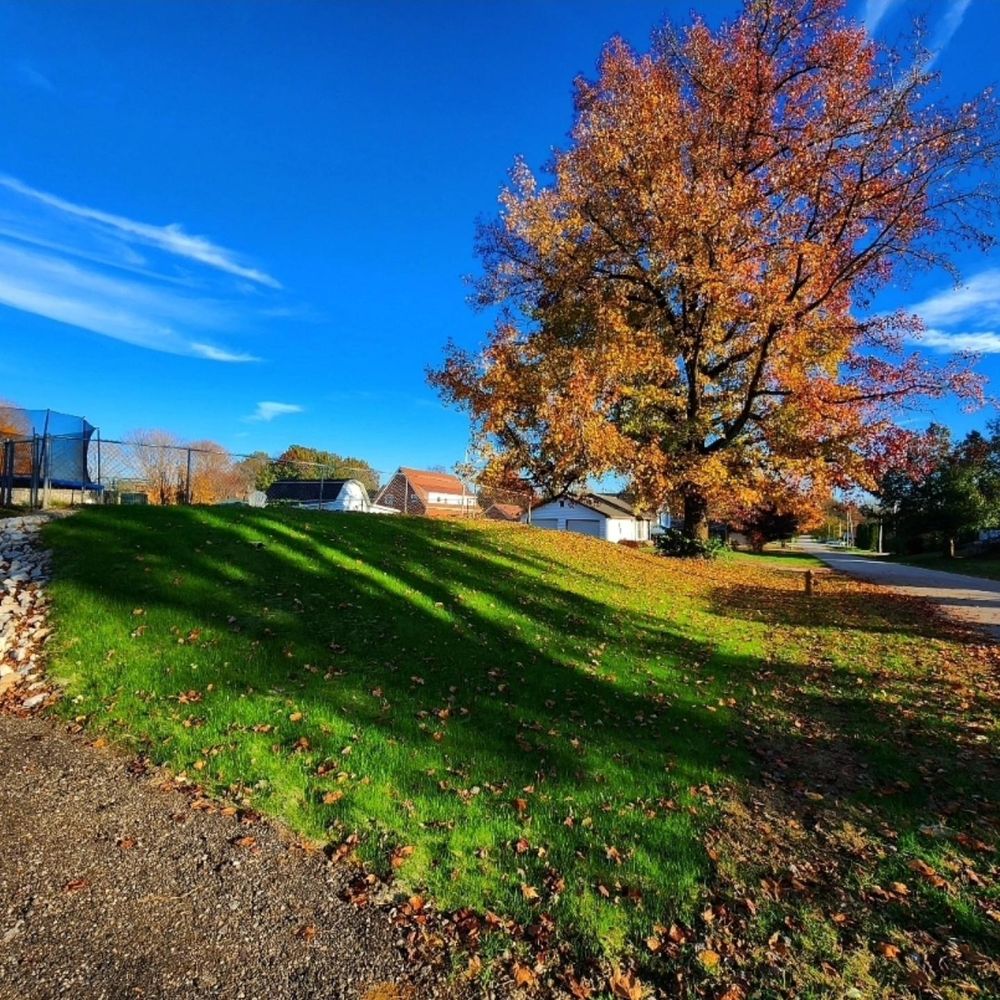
[{"left": 0, "top": 406, "right": 99, "bottom": 494}]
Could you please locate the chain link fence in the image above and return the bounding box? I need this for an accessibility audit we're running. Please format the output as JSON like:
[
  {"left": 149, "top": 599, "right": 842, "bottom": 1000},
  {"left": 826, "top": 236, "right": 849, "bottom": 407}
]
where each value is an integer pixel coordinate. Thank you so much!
[
  {"left": 0, "top": 406, "right": 539, "bottom": 520},
  {"left": 0, "top": 429, "right": 386, "bottom": 511}
]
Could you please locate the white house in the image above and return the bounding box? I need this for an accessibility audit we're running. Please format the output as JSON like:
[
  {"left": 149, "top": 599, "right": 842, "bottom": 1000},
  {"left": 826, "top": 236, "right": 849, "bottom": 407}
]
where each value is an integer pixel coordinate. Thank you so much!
[{"left": 523, "top": 493, "right": 653, "bottom": 543}]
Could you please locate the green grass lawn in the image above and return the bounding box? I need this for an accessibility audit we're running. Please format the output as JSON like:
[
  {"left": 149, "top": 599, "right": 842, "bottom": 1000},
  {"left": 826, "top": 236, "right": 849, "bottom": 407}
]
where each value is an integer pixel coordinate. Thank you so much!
[
  {"left": 42, "top": 508, "right": 1000, "bottom": 997},
  {"left": 885, "top": 550, "right": 1000, "bottom": 582}
]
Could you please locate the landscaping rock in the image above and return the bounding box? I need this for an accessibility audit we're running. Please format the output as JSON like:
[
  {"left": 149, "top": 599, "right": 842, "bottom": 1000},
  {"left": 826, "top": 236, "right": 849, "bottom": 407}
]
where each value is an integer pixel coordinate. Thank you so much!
[{"left": 0, "top": 512, "right": 69, "bottom": 713}]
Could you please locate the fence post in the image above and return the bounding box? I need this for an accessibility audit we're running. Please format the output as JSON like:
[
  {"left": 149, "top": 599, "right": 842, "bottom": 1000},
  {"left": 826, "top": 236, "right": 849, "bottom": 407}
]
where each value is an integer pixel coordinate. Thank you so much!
[
  {"left": 0, "top": 440, "right": 10, "bottom": 506},
  {"left": 804, "top": 569, "right": 814, "bottom": 596},
  {"left": 29, "top": 434, "right": 39, "bottom": 509},
  {"left": 42, "top": 434, "right": 52, "bottom": 509},
  {"left": 185, "top": 448, "right": 193, "bottom": 505}
]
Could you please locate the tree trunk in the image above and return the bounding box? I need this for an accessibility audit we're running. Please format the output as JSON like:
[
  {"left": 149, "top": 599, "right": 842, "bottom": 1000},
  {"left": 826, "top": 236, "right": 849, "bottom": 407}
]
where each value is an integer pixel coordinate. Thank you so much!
[
  {"left": 682, "top": 488, "right": 710, "bottom": 541},
  {"left": 947, "top": 536, "right": 956, "bottom": 559}
]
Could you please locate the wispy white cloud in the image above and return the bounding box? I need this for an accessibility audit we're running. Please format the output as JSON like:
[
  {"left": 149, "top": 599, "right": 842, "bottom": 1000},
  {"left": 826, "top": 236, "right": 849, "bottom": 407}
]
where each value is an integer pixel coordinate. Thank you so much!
[
  {"left": 0, "top": 241, "right": 253, "bottom": 361},
  {"left": 864, "top": 0, "right": 974, "bottom": 65},
  {"left": 909, "top": 269, "right": 1000, "bottom": 326},
  {"left": 925, "top": 0, "right": 974, "bottom": 67},
  {"left": 191, "top": 343, "right": 260, "bottom": 363},
  {"left": 864, "top": 0, "right": 904, "bottom": 33},
  {"left": 919, "top": 329, "right": 1000, "bottom": 353},
  {"left": 904, "top": 268, "right": 1000, "bottom": 353},
  {"left": 12, "top": 60, "right": 54, "bottom": 93},
  {"left": 245, "top": 401, "right": 303, "bottom": 422},
  {"left": 0, "top": 174, "right": 291, "bottom": 360},
  {"left": 0, "top": 175, "right": 280, "bottom": 288}
]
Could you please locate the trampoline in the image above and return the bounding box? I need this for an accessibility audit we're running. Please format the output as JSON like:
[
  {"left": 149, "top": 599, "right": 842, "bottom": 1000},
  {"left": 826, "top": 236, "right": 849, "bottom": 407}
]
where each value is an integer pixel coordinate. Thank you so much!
[{"left": 0, "top": 407, "right": 102, "bottom": 505}]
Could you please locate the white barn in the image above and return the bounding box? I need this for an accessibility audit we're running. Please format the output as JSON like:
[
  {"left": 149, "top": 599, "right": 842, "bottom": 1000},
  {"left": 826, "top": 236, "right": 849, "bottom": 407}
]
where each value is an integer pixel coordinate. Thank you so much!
[
  {"left": 265, "top": 478, "right": 397, "bottom": 514},
  {"left": 524, "top": 493, "right": 653, "bottom": 543}
]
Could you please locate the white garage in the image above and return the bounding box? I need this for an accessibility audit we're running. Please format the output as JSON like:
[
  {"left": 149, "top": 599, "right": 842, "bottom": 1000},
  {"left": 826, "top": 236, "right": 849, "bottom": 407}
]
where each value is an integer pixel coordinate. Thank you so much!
[
  {"left": 532, "top": 518, "right": 559, "bottom": 530},
  {"left": 525, "top": 493, "right": 653, "bottom": 543}
]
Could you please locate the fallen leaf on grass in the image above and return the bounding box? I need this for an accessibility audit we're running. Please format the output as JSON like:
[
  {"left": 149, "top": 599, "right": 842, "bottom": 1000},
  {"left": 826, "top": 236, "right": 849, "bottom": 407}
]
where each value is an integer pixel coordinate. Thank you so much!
[
  {"left": 322, "top": 791, "right": 344, "bottom": 805},
  {"left": 609, "top": 967, "right": 644, "bottom": 999},
  {"left": 699, "top": 949, "right": 721, "bottom": 969},
  {"left": 63, "top": 878, "right": 90, "bottom": 892},
  {"left": 391, "top": 845, "right": 415, "bottom": 869},
  {"left": 877, "top": 942, "right": 901, "bottom": 960},
  {"left": 294, "top": 924, "right": 316, "bottom": 942},
  {"left": 513, "top": 963, "right": 538, "bottom": 988},
  {"left": 117, "top": 837, "right": 137, "bottom": 851}
]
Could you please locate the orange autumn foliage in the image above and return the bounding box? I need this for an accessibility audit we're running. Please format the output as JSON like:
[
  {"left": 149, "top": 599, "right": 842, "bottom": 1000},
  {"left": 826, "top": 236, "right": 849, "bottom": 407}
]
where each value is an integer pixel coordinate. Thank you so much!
[
  {"left": 431, "top": 0, "right": 996, "bottom": 537},
  {"left": 0, "top": 400, "right": 27, "bottom": 441}
]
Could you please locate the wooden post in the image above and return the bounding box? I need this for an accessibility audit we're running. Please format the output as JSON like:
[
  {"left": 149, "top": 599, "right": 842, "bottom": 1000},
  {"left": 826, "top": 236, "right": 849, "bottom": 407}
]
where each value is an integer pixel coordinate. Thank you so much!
[{"left": 805, "top": 569, "right": 814, "bottom": 596}]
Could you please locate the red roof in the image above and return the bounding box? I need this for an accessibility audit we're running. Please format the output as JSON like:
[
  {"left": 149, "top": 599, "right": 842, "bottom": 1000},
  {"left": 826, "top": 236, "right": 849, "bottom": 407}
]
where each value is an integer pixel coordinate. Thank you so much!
[
  {"left": 399, "top": 467, "right": 468, "bottom": 500},
  {"left": 485, "top": 503, "right": 523, "bottom": 520}
]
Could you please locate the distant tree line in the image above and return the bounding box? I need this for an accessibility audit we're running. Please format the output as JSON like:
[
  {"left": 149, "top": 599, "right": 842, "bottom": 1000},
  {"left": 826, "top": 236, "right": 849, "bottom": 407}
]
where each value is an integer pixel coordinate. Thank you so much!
[
  {"left": 244, "top": 445, "right": 380, "bottom": 495},
  {"left": 870, "top": 423, "right": 1000, "bottom": 556},
  {"left": 123, "top": 432, "right": 380, "bottom": 506}
]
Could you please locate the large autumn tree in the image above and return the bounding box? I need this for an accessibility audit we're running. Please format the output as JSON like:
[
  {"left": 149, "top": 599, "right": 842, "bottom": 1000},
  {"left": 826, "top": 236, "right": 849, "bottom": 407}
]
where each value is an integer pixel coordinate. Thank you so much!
[{"left": 430, "top": 0, "right": 997, "bottom": 538}]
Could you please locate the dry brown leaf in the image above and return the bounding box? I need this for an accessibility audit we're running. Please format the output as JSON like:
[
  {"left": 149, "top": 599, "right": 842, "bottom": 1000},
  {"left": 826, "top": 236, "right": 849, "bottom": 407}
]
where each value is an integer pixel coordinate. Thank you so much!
[
  {"left": 609, "top": 967, "right": 644, "bottom": 1000},
  {"left": 513, "top": 963, "right": 538, "bottom": 988}
]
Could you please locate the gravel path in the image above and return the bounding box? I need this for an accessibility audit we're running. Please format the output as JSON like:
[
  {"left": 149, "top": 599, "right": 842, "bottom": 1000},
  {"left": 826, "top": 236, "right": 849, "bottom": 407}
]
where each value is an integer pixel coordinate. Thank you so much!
[
  {"left": 800, "top": 539, "right": 1000, "bottom": 639},
  {"left": 0, "top": 716, "right": 462, "bottom": 1000}
]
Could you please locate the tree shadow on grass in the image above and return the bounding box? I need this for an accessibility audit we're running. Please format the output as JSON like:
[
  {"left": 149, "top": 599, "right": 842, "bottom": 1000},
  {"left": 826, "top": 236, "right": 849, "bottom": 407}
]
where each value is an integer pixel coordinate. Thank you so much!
[
  {"left": 708, "top": 575, "right": 975, "bottom": 639},
  {"left": 44, "top": 508, "right": 755, "bottom": 939},
  {"left": 42, "top": 507, "right": 1000, "bottom": 974}
]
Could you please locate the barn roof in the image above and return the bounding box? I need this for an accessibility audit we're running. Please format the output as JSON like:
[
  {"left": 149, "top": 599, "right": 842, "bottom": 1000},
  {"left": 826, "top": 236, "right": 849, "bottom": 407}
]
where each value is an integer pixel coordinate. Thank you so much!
[
  {"left": 266, "top": 479, "right": 349, "bottom": 502},
  {"left": 485, "top": 502, "right": 523, "bottom": 520},
  {"left": 398, "top": 467, "right": 468, "bottom": 499}
]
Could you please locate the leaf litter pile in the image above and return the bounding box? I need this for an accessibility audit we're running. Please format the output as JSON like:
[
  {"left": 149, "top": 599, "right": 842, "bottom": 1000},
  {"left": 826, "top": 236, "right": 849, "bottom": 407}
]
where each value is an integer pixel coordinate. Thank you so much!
[{"left": 43, "top": 507, "right": 998, "bottom": 998}]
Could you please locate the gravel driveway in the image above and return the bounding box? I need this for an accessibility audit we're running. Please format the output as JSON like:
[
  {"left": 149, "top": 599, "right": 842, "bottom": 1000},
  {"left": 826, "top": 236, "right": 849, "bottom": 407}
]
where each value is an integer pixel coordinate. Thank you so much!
[
  {"left": 0, "top": 715, "right": 467, "bottom": 1000},
  {"left": 800, "top": 540, "right": 1000, "bottom": 639}
]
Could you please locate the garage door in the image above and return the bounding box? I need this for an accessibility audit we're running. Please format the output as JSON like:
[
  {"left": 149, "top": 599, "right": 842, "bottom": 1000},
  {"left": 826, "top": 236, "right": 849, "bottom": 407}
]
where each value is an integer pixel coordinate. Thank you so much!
[
  {"left": 566, "top": 518, "right": 602, "bottom": 537},
  {"left": 532, "top": 518, "right": 559, "bottom": 531}
]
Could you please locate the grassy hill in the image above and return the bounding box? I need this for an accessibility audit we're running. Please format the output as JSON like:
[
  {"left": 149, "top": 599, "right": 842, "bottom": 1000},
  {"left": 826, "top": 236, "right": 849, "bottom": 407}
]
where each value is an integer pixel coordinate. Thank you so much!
[{"left": 43, "top": 507, "right": 1000, "bottom": 997}]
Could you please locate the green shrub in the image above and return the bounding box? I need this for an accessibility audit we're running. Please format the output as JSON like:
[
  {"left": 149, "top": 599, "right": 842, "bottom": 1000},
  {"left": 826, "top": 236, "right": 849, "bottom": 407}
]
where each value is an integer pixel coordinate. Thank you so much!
[{"left": 654, "top": 528, "right": 727, "bottom": 559}]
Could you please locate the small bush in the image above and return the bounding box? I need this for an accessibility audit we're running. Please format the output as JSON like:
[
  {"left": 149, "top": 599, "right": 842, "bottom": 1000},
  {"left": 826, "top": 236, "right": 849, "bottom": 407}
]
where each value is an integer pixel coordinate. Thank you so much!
[{"left": 654, "top": 529, "right": 728, "bottom": 559}]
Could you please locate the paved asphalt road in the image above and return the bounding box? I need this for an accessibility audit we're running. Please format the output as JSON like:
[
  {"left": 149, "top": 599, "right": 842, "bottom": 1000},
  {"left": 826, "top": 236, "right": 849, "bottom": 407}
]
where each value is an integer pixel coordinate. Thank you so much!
[{"left": 799, "top": 540, "right": 1000, "bottom": 640}]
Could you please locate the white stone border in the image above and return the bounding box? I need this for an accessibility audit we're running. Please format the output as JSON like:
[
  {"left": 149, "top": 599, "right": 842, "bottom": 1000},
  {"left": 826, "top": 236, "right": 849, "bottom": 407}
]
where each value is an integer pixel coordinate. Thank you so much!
[{"left": 0, "top": 514, "right": 62, "bottom": 711}]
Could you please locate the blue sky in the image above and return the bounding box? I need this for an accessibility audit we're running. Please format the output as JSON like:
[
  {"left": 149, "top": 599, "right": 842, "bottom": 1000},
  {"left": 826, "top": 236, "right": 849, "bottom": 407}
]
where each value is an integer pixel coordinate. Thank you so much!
[{"left": 1, "top": 0, "right": 998, "bottom": 478}]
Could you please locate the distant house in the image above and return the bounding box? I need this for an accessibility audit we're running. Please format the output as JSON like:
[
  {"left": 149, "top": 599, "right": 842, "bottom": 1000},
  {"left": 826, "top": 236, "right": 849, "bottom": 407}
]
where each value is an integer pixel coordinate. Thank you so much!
[
  {"left": 524, "top": 493, "right": 653, "bottom": 543},
  {"left": 375, "top": 467, "right": 479, "bottom": 518},
  {"left": 484, "top": 502, "right": 524, "bottom": 522},
  {"left": 266, "top": 478, "right": 397, "bottom": 514}
]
